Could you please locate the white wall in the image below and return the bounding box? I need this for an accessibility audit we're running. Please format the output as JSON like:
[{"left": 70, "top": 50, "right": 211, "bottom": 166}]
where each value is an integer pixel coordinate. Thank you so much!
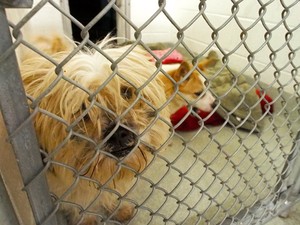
[
  {"left": 6, "top": 0, "right": 66, "bottom": 38},
  {"left": 129, "top": 0, "right": 179, "bottom": 43},
  {"left": 130, "top": 0, "right": 300, "bottom": 93},
  {"left": 6, "top": 0, "right": 299, "bottom": 93}
]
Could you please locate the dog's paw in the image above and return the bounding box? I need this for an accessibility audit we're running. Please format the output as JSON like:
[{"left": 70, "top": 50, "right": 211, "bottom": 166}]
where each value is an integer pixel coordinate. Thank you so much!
[
  {"left": 80, "top": 218, "right": 98, "bottom": 225},
  {"left": 113, "top": 203, "right": 135, "bottom": 222}
]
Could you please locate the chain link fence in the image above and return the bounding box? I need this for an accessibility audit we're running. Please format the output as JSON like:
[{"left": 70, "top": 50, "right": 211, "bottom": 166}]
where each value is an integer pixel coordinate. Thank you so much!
[{"left": 1, "top": 0, "right": 300, "bottom": 225}]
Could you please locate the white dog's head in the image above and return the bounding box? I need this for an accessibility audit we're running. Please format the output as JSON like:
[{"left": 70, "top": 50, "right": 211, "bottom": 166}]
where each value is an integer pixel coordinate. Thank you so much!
[{"left": 162, "top": 60, "right": 216, "bottom": 114}]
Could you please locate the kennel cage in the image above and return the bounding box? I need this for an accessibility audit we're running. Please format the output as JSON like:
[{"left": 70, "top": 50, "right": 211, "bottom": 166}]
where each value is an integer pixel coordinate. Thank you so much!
[{"left": 0, "top": 0, "right": 300, "bottom": 225}]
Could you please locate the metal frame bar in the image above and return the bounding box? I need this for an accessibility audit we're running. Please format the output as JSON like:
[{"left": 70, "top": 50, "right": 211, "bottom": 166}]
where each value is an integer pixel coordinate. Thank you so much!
[
  {"left": 0, "top": 0, "right": 32, "bottom": 8},
  {"left": 0, "top": 1, "right": 58, "bottom": 224},
  {"left": 0, "top": 175, "right": 20, "bottom": 225}
]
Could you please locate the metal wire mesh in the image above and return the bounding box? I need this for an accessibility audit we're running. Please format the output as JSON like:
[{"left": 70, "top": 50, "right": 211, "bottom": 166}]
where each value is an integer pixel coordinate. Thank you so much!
[{"left": 1, "top": 0, "right": 300, "bottom": 225}]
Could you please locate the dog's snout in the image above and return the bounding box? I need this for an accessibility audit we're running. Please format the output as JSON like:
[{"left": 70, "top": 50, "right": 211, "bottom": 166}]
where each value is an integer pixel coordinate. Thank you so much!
[
  {"left": 106, "top": 126, "right": 137, "bottom": 158},
  {"left": 112, "top": 127, "right": 134, "bottom": 145},
  {"left": 212, "top": 100, "right": 218, "bottom": 109}
]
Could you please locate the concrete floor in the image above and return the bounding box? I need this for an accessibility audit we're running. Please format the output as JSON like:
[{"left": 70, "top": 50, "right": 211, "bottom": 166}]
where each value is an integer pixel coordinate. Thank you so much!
[{"left": 265, "top": 202, "right": 300, "bottom": 225}]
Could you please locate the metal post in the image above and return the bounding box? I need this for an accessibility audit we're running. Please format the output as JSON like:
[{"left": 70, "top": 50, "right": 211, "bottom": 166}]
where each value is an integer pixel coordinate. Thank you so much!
[
  {"left": 0, "top": 0, "right": 32, "bottom": 8},
  {"left": 0, "top": 1, "right": 58, "bottom": 225},
  {"left": 289, "top": 131, "right": 300, "bottom": 195},
  {"left": 0, "top": 175, "right": 20, "bottom": 225}
]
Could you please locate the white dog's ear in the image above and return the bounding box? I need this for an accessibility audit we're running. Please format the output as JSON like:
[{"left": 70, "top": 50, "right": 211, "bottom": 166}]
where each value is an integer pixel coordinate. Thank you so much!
[
  {"left": 198, "top": 52, "right": 219, "bottom": 71},
  {"left": 173, "top": 61, "right": 193, "bottom": 81}
]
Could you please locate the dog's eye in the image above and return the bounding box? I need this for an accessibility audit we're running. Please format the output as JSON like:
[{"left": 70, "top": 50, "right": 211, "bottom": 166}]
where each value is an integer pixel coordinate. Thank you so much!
[
  {"left": 80, "top": 103, "right": 90, "bottom": 121},
  {"left": 121, "top": 86, "right": 134, "bottom": 100},
  {"left": 148, "top": 111, "right": 156, "bottom": 118},
  {"left": 194, "top": 91, "right": 203, "bottom": 96}
]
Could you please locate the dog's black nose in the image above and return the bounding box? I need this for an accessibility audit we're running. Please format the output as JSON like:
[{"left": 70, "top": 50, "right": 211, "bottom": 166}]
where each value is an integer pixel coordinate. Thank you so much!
[
  {"left": 106, "top": 126, "right": 137, "bottom": 158},
  {"left": 212, "top": 100, "right": 218, "bottom": 109}
]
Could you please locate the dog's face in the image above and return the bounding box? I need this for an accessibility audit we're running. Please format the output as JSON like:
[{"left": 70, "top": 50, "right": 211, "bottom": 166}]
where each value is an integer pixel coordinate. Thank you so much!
[
  {"left": 21, "top": 44, "right": 171, "bottom": 216},
  {"left": 165, "top": 61, "right": 216, "bottom": 114}
]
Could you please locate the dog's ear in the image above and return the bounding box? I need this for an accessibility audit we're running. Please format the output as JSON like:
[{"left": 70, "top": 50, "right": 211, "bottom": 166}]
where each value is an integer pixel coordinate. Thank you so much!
[
  {"left": 173, "top": 61, "right": 193, "bottom": 81},
  {"left": 198, "top": 51, "right": 219, "bottom": 71}
]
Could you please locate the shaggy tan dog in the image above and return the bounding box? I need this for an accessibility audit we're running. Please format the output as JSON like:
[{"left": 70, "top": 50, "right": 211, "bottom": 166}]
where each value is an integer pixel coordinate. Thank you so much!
[{"left": 20, "top": 36, "right": 171, "bottom": 224}]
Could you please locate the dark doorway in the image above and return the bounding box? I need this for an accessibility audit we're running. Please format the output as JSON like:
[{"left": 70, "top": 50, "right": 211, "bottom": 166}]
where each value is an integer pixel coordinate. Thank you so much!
[{"left": 68, "top": 0, "right": 116, "bottom": 43}]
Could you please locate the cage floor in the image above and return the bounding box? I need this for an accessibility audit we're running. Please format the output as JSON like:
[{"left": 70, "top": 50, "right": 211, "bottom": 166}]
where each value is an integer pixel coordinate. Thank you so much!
[
  {"left": 265, "top": 202, "right": 300, "bottom": 225},
  {"left": 126, "top": 92, "right": 300, "bottom": 225},
  {"left": 127, "top": 120, "right": 290, "bottom": 224}
]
